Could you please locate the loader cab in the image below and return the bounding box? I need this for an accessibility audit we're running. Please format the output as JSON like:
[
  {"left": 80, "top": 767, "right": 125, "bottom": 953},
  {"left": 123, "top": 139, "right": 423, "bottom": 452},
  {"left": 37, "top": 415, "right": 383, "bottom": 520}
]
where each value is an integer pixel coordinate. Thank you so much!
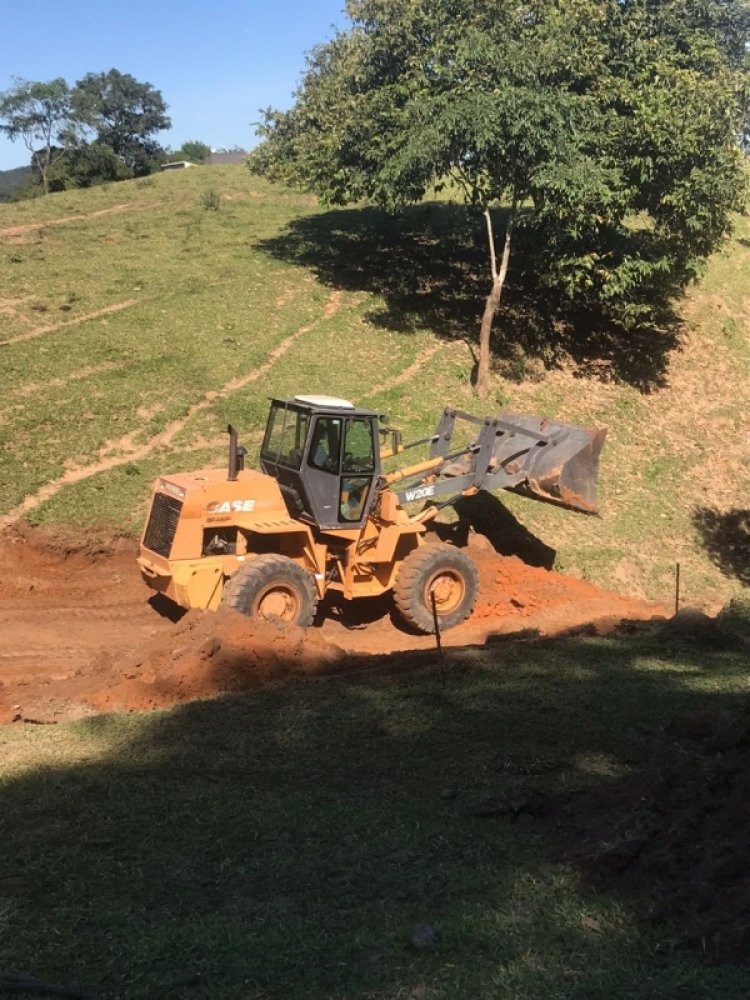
[{"left": 260, "top": 396, "right": 381, "bottom": 531}]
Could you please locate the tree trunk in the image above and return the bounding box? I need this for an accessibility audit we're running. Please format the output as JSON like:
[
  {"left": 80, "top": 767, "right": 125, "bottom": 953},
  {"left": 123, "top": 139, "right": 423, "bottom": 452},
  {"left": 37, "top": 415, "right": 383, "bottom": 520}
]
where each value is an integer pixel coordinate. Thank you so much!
[
  {"left": 33, "top": 150, "right": 49, "bottom": 195},
  {"left": 475, "top": 203, "right": 516, "bottom": 398}
]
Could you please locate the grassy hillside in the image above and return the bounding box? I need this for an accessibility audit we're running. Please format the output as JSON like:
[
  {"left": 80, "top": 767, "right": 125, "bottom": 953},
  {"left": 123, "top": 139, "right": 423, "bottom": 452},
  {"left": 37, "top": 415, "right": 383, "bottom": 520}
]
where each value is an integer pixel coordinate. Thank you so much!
[{"left": 1, "top": 164, "right": 748, "bottom": 607}]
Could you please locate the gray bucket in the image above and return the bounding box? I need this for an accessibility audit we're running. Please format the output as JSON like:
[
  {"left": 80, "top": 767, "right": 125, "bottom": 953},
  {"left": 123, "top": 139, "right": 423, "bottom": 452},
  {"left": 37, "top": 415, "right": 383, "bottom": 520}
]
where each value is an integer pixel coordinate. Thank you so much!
[{"left": 491, "top": 414, "right": 607, "bottom": 514}]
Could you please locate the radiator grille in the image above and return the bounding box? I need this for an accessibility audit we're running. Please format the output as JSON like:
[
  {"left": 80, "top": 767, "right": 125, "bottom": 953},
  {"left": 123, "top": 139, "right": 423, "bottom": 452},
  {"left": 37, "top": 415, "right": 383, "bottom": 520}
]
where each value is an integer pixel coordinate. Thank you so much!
[{"left": 142, "top": 493, "right": 183, "bottom": 557}]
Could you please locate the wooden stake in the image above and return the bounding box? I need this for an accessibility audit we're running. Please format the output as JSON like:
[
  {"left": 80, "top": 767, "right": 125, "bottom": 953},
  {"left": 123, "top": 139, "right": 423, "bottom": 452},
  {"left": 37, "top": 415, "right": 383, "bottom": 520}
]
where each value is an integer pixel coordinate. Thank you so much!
[
  {"left": 675, "top": 562, "right": 681, "bottom": 616},
  {"left": 430, "top": 591, "right": 446, "bottom": 682}
]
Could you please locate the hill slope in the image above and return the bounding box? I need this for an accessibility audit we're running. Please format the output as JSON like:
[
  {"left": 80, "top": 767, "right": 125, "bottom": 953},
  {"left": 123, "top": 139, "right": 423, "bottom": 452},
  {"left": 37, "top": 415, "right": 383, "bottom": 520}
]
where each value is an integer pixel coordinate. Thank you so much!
[
  {"left": 0, "top": 164, "right": 31, "bottom": 202},
  {"left": 0, "top": 165, "right": 747, "bottom": 607}
]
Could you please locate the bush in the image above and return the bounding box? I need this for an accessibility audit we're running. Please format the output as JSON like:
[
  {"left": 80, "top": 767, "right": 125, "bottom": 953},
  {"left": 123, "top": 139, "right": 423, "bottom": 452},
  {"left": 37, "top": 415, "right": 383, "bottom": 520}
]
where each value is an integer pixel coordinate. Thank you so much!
[
  {"left": 717, "top": 596, "right": 750, "bottom": 643},
  {"left": 48, "top": 143, "right": 132, "bottom": 191},
  {"left": 200, "top": 187, "right": 221, "bottom": 212}
]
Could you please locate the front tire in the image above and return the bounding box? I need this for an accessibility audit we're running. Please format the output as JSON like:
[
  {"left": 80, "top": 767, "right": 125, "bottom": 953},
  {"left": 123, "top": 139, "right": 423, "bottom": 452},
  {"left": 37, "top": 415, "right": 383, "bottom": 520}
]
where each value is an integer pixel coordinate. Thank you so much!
[
  {"left": 393, "top": 543, "right": 478, "bottom": 634},
  {"left": 222, "top": 554, "right": 318, "bottom": 627}
]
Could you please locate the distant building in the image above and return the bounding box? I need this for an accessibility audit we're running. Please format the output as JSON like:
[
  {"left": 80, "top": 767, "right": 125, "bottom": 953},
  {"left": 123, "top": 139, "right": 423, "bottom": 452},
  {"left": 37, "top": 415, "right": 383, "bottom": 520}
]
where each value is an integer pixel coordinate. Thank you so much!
[
  {"left": 207, "top": 151, "right": 247, "bottom": 166},
  {"left": 160, "top": 161, "right": 196, "bottom": 171}
]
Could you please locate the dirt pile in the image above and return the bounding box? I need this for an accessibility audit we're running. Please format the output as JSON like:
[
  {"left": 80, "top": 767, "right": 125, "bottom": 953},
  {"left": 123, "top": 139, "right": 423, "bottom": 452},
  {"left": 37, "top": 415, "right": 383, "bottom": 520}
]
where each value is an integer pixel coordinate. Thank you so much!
[
  {"left": 320, "top": 536, "right": 664, "bottom": 653},
  {"left": 472, "top": 540, "right": 612, "bottom": 619},
  {"left": 2, "top": 609, "right": 346, "bottom": 722},
  {"left": 0, "top": 525, "right": 665, "bottom": 722},
  {"left": 556, "top": 702, "right": 750, "bottom": 964}
]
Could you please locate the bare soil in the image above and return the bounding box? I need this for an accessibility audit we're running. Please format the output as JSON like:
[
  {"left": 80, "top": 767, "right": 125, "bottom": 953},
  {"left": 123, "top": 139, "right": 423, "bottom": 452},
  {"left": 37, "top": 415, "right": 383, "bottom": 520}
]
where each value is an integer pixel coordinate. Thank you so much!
[{"left": 0, "top": 526, "right": 664, "bottom": 724}]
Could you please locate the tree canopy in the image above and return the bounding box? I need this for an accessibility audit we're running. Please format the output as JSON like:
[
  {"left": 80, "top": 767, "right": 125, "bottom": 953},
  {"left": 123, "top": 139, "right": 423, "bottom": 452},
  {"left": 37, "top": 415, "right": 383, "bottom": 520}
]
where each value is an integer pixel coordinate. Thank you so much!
[
  {"left": 0, "top": 69, "right": 171, "bottom": 192},
  {"left": 71, "top": 69, "right": 171, "bottom": 176},
  {"left": 249, "top": 0, "right": 749, "bottom": 394},
  {"left": 0, "top": 78, "right": 74, "bottom": 194},
  {"left": 173, "top": 139, "right": 212, "bottom": 163}
]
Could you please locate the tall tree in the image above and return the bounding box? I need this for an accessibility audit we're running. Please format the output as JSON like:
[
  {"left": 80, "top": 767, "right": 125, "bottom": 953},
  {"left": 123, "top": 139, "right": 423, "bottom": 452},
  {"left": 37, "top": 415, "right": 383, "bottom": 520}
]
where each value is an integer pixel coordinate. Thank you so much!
[
  {"left": 71, "top": 69, "right": 171, "bottom": 175},
  {"left": 175, "top": 139, "right": 211, "bottom": 163},
  {"left": 249, "top": 0, "right": 748, "bottom": 395},
  {"left": 0, "top": 78, "right": 75, "bottom": 194}
]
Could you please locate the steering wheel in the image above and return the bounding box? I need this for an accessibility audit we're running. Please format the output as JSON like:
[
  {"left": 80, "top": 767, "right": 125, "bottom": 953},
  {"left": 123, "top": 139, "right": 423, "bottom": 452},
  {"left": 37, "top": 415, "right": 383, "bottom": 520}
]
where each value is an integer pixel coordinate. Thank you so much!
[{"left": 343, "top": 452, "right": 367, "bottom": 473}]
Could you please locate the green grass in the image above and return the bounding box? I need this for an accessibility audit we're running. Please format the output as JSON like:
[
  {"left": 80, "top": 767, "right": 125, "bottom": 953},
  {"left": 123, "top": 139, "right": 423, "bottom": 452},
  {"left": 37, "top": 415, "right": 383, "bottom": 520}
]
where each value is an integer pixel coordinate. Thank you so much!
[
  {"left": 1, "top": 634, "right": 749, "bottom": 999},
  {"left": 1, "top": 165, "right": 749, "bottom": 609}
]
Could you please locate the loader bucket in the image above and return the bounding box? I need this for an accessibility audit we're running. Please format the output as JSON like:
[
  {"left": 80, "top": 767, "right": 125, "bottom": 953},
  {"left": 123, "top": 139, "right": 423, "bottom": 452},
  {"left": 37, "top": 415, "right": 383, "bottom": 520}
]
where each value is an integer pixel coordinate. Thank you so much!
[{"left": 492, "top": 414, "right": 607, "bottom": 514}]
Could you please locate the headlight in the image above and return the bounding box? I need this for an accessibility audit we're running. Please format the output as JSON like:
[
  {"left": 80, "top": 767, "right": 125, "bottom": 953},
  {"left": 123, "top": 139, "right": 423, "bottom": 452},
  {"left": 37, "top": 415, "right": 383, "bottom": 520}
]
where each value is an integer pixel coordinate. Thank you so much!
[{"left": 158, "top": 479, "right": 186, "bottom": 500}]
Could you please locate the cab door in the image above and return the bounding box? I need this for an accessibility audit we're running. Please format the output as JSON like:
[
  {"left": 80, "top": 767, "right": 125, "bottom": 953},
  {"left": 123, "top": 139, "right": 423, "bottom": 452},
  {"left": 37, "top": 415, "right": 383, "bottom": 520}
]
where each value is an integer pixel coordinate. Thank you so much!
[
  {"left": 303, "top": 414, "right": 344, "bottom": 528},
  {"left": 338, "top": 416, "right": 377, "bottom": 527},
  {"left": 303, "top": 415, "right": 378, "bottom": 530}
]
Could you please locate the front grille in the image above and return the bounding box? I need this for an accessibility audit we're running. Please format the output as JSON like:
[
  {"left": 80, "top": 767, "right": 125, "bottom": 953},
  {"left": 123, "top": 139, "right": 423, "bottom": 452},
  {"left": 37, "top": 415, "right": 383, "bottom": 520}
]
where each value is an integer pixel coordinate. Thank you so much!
[{"left": 143, "top": 493, "right": 183, "bottom": 557}]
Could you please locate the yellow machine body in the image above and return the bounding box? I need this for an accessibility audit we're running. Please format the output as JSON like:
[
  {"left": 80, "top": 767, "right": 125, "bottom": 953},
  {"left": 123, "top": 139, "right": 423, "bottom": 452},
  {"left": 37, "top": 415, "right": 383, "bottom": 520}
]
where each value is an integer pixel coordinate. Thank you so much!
[
  {"left": 139, "top": 398, "right": 604, "bottom": 630},
  {"left": 138, "top": 465, "right": 424, "bottom": 611}
]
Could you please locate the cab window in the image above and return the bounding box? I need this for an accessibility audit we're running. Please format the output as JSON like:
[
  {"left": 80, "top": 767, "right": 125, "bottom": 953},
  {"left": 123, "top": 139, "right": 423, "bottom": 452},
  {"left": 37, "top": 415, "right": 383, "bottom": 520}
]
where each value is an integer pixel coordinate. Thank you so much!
[
  {"left": 339, "top": 477, "right": 371, "bottom": 522},
  {"left": 308, "top": 417, "right": 342, "bottom": 473},
  {"left": 342, "top": 418, "right": 375, "bottom": 473},
  {"left": 261, "top": 404, "right": 309, "bottom": 469}
]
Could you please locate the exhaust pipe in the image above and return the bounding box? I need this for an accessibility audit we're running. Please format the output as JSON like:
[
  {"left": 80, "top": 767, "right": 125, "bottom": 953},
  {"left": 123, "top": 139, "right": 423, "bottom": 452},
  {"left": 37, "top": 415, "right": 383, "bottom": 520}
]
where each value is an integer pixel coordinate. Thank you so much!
[{"left": 227, "top": 424, "right": 246, "bottom": 481}]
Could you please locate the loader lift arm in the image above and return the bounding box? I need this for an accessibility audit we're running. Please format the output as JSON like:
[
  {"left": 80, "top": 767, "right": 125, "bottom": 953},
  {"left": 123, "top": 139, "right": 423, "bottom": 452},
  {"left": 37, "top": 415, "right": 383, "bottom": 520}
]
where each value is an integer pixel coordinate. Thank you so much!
[{"left": 385, "top": 408, "right": 606, "bottom": 516}]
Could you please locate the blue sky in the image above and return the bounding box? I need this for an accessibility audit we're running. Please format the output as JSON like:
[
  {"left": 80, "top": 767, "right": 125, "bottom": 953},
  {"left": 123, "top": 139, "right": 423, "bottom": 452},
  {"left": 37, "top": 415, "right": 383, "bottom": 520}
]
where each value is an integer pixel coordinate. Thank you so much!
[{"left": 0, "top": 0, "right": 348, "bottom": 170}]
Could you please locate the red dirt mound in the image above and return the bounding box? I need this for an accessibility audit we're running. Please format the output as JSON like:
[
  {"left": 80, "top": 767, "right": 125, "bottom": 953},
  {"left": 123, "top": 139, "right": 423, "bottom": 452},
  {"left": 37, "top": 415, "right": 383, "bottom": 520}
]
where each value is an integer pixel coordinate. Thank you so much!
[
  {"left": 0, "top": 526, "right": 665, "bottom": 722},
  {"left": 3, "top": 609, "right": 346, "bottom": 723},
  {"left": 319, "top": 536, "right": 664, "bottom": 653},
  {"left": 0, "top": 525, "right": 172, "bottom": 686}
]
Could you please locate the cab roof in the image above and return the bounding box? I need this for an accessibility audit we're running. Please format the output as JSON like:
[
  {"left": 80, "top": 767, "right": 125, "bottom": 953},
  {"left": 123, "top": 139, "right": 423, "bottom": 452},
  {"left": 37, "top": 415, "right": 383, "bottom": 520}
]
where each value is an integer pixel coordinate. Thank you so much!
[
  {"left": 294, "top": 394, "right": 354, "bottom": 409},
  {"left": 270, "top": 396, "right": 379, "bottom": 418}
]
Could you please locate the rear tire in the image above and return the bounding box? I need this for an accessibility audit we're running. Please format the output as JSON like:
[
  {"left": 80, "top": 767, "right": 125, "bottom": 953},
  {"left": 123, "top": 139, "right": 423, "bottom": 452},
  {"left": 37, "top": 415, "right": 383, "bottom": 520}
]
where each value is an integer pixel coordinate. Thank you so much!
[
  {"left": 393, "top": 543, "right": 478, "bottom": 634},
  {"left": 222, "top": 554, "right": 318, "bottom": 627}
]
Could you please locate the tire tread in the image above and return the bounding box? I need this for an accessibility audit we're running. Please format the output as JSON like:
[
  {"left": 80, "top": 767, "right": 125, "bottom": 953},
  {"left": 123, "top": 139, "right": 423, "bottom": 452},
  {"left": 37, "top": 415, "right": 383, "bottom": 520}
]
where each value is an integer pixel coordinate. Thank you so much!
[
  {"left": 222, "top": 554, "right": 318, "bottom": 627},
  {"left": 393, "top": 543, "right": 478, "bottom": 634}
]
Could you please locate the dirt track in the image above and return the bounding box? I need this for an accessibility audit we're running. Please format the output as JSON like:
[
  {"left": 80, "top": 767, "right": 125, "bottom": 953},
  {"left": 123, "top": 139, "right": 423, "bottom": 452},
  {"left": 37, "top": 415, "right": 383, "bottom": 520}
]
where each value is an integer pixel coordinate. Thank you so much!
[{"left": 0, "top": 527, "right": 665, "bottom": 723}]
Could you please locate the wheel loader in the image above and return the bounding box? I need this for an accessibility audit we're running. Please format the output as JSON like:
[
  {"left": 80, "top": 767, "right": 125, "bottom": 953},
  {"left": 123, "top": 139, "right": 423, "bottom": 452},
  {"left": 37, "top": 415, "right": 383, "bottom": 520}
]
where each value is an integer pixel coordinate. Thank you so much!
[{"left": 138, "top": 396, "right": 606, "bottom": 633}]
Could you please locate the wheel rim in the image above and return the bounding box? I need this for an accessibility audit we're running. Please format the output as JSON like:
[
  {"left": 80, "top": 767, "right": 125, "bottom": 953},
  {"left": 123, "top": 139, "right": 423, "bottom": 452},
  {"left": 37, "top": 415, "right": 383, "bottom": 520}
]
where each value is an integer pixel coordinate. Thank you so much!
[
  {"left": 425, "top": 568, "right": 465, "bottom": 616},
  {"left": 252, "top": 583, "right": 301, "bottom": 622}
]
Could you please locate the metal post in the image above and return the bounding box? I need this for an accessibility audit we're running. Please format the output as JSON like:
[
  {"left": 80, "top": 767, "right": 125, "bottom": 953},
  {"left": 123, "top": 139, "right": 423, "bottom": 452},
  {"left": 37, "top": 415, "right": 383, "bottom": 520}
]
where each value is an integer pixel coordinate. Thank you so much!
[{"left": 430, "top": 591, "right": 446, "bottom": 681}]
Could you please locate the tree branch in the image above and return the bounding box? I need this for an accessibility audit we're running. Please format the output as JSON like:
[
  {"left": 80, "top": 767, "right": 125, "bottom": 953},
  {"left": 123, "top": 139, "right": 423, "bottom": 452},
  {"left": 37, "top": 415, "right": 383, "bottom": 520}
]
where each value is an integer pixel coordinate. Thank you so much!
[
  {"left": 448, "top": 165, "right": 473, "bottom": 204},
  {"left": 484, "top": 206, "right": 499, "bottom": 283},
  {"left": 497, "top": 196, "right": 517, "bottom": 290}
]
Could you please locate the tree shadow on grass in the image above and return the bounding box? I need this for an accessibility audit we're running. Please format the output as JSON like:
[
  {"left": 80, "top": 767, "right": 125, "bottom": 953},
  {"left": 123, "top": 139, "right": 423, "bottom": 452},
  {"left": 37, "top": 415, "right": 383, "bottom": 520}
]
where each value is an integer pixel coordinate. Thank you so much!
[
  {"left": 256, "top": 202, "right": 683, "bottom": 393},
  {"left": 692, "top": 507, "right": 750, "bottom": 587},
  {"left": 1, "top": 632, "right": 749, "bottom": 998}
]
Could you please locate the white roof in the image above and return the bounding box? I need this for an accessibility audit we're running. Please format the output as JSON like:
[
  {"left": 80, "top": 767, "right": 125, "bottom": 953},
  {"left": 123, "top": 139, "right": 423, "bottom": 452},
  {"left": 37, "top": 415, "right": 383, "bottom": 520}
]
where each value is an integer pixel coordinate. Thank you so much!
[{"left": 294, "top": 395, "right": 355, "bottom": 409}]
